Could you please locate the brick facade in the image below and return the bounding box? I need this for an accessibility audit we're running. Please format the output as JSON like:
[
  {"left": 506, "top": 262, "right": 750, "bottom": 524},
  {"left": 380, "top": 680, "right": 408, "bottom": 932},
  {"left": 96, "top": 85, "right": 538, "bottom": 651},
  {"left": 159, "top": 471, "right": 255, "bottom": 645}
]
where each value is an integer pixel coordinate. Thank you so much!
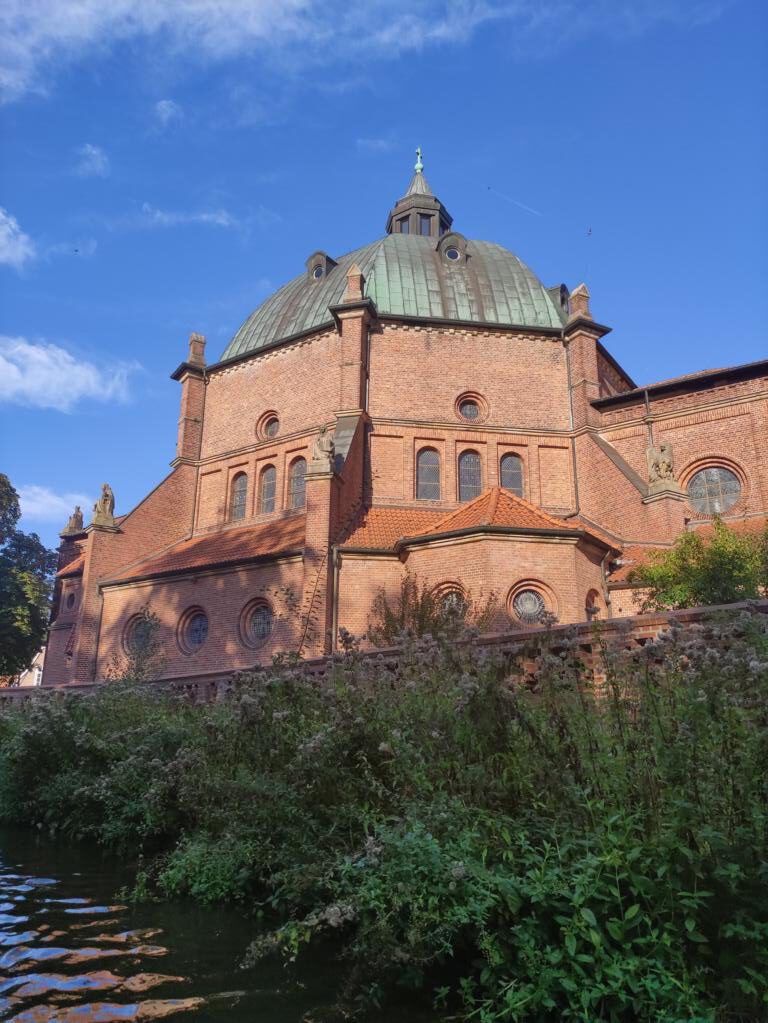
[{"left": 42, "top": 205, "right": 768, "bottom": 686}]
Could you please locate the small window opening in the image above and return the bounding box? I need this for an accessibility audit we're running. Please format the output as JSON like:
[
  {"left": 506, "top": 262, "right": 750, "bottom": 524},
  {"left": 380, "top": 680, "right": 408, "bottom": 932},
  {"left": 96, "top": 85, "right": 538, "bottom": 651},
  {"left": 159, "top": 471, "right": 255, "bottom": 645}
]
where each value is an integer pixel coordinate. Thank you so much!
[
  {"left": 419, "top": 214, "right": 432, "bottom": 236},
  {"left": 399, "top": 217, "right": 410, "bottom": 235}
]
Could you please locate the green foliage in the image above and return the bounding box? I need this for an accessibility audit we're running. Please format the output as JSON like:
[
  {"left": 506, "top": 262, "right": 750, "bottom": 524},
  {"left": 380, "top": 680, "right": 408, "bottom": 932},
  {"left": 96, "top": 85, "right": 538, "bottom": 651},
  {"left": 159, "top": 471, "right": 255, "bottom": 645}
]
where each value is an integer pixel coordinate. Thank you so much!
[
  {"left": 0, "top": 473, "right": 58, "bottom": 676},
  {"left": 1, "top": 612, "right": 767, "bottom": 1020},
  {"left": 367, "top": 571, "right": 500, "bottom": 645},
  {"left": 629, "top": 518, "right": 768, "bottom": 611}
]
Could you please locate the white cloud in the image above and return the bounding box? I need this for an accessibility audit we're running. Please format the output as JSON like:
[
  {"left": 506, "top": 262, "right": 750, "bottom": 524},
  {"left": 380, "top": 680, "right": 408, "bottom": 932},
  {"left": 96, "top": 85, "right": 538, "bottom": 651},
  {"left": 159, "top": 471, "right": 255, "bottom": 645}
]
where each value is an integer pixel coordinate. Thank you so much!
[
  {"left": 356, "top": 137, "right": 394, "bottom": 153},
  {"left": 0, "top": 208, "right": 36, "bottom": 269},
  {"left": 0, "top": 336, "right": 138, "bottom": 412},
  {"left": 18, "top": 485, "right": 93, "bottom": 523},
  {"left": 139, "top": 202, "right": 239, "bottom": 228},
  {"left": 0, "top": 1, "right": 732, "bottom": 103},
  {"left": 75, "top": 143, "right": 110, "bottom": 178},
  {"left": 154, "top": 98, "right": 182, "bottom": 126}
]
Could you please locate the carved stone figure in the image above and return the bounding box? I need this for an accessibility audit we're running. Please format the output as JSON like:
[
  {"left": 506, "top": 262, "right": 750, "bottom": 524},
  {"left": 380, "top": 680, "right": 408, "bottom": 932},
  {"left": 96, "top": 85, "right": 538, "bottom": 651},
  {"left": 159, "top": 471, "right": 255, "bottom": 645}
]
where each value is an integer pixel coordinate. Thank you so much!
[
  {"left": 63, "top": 505, "right": 84, "bottom": 534},
  {"left": 647, "top": 442, "right": 675, "bottom": 484},
  {"left": 92, "top": 483, "right": 116, "bottom": 526},
  {"left": 311, "top": 425, "right": 335, "bottom": 468}
]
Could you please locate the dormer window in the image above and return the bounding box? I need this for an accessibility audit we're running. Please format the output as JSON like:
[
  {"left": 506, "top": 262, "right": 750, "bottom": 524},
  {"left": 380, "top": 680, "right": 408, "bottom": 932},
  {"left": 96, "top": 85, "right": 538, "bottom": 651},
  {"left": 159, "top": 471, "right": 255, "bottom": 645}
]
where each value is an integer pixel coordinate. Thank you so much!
[
  {"left": 437, "top": 231, "right": 468, "bottom": 266},
  {"left": 305, "top": 250, "right": 337, "bottom": 281}
]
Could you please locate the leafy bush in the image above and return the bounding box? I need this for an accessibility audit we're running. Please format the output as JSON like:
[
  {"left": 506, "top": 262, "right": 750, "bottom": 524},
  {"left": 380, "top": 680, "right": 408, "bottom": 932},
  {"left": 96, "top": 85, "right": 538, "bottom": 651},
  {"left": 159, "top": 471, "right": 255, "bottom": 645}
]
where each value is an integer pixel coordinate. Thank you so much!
[
  {"left": 629, "top": 518, "right": 768, "bottom": 611},
  {"left": 367, "top": 571, "right": 501, "bottom": 645},
  {"left": 0, "top": 611, "right": 767, "bottom": 1021}
]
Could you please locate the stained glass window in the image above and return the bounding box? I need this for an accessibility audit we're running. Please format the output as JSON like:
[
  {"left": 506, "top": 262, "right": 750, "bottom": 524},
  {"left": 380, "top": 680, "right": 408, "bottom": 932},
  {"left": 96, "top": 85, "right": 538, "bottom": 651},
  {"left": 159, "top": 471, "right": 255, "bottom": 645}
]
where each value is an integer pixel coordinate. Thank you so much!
[
  {"left": 687, "top": 467, "right": 741, "bottom": 515},
  {"left": 185, "top": 611, "right": 208, "bottom": 650},
  {"left": 512, "top": 590, "right": 546, "bottom": 625},
  {"left": 249, "top": 603, "right": 273, "bottom": 645},
  {"left": 500, "top": 454, "right": 524, "bottom": 497},
  {"left": 230, "top": 473, "right": 247, "bottom": 521},
  {"left": 416, "top": 448, "right": 440, "bottom": 500},
  {"left": 259, "top": 465, "right": 276, "bottom": 514},
  {"left": 458, "top": 450, "right": 482, "bottom": 502},
  {"left": 289, "top": 458, "right": 307, "bottom": 510}
]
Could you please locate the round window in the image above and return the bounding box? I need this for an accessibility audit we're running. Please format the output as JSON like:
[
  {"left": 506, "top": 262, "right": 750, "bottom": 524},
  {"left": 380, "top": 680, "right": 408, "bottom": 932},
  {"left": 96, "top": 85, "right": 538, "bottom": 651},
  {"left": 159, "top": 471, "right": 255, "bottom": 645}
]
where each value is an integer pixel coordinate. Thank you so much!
[
  {"left": 439, "top": 590, "right": 467, "bottom": 618},
  {"left": 126, "top": 615, "right": 153, "bottom": 654},
  {"left": 249, "top": 603, "right": 273, "bottom": 645},
  {"left": 264, "top": 416, "right": 280, "bottom": 438},
  {"left": 445, "top": 247, "right": 460, "bottom": 261},
  {"left": 459, "top": 399, "right": 480, "bottom": 421},
  {"left": 512, "top": 589, "right": 546, "bottom": 625},
  {"left": 65, "top": 592, "right": 76, "bottom": 610},
  {"left": 180, "top": 610, "right": 208, "bottom": 653},
  {"left": 312, "top": 265, "right": 324, "bottom": 279},
  {"left": 687, "top": 467, "right": 741, "bottom": 515}
]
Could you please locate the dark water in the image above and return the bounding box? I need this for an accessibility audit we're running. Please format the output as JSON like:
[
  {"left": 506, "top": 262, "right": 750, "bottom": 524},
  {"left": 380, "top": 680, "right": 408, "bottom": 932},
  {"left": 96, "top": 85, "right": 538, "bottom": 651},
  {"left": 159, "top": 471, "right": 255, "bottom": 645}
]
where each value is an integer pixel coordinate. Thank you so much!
[{"left": 0, "top": 827, "right": 357, "bottom": 1022}]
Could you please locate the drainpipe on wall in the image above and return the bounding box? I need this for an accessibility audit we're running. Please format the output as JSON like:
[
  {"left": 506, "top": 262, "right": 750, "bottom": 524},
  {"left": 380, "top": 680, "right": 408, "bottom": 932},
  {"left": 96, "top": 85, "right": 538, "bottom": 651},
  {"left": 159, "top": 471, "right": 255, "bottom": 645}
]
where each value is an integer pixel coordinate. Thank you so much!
[
  {"left": 562, "top": 330, "right": 581, "bottom": 519},
  {"left": 331, "top": 544, "right": 341, "bottom": 650}
]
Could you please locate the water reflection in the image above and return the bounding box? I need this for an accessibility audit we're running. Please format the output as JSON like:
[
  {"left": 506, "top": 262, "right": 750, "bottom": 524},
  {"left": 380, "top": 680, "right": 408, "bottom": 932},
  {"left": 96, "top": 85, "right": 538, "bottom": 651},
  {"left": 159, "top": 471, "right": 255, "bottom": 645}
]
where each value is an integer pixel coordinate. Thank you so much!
[{"left": 0, "top": 828, "right": 350, "bottom": 1022}]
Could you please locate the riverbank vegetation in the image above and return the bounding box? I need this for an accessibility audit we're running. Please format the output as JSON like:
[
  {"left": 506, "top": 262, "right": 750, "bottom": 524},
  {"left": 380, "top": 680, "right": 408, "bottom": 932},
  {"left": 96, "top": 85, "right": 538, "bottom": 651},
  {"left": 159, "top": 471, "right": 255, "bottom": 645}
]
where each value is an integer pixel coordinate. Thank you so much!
[{"left": 0, "top": 610, "right": 767, "bottom": 1021}]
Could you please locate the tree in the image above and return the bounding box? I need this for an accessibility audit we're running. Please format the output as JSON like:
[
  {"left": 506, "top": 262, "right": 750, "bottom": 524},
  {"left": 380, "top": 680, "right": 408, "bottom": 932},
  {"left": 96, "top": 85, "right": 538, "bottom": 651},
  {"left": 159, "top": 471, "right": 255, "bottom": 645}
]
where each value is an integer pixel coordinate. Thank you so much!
[
  {"left": 0, "top": 474, "right": 58, "bottom": 676},
  {"left": 367, "top": 572, "right": 500, "bottom": 646},
  {"left": 629, "top": 517, "right": 768, "bottom": 611}
]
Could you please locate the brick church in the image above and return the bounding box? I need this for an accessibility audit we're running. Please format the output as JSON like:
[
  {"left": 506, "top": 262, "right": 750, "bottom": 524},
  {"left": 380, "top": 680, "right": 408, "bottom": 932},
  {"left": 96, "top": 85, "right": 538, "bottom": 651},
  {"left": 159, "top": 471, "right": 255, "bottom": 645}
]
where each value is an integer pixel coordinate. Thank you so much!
[{"left": 44, "top": 156, "right": 768, "bottom": 685}]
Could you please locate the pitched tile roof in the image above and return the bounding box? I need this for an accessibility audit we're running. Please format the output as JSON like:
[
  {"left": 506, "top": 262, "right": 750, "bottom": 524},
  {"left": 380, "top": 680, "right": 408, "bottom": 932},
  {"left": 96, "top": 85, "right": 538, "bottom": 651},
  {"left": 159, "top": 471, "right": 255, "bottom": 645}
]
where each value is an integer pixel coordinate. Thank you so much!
[
  {"left": 694, "top": 514, "right": 768, "bottom": 539},
  {"left": 342, "top": 507, "right": 444, "bottom": 550},
  {"left": 57, "top": 553, "right": 85, "bottom": 578},
  {"left": 342, "top": 490, "right": 618, "bottom": 551},
  {"left": 107, "top": 515, "right": 306, "bottom": 584}
]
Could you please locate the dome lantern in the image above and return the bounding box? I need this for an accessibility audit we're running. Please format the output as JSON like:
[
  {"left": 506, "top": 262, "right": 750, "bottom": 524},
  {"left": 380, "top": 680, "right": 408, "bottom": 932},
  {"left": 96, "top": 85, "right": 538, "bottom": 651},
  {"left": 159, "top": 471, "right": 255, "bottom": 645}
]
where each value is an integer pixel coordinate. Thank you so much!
[{"left": 385, "top": 147, "right": 453, "bottom": 239}]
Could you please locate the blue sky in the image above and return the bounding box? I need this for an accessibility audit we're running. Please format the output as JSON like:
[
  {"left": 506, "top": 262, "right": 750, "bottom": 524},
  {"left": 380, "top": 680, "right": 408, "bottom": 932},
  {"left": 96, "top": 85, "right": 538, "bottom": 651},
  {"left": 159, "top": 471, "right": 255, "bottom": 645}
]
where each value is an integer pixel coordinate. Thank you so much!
[{"left": 1, "top": 0, "right": 765, "bottom": 550}]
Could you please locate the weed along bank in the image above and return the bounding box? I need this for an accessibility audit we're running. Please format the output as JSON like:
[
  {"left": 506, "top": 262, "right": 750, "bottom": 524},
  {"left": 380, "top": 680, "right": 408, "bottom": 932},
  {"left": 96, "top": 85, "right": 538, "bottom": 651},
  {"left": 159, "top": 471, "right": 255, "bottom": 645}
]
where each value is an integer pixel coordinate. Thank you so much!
[{"left": 44, "top": 153, "right": 768, "bottom": 686}]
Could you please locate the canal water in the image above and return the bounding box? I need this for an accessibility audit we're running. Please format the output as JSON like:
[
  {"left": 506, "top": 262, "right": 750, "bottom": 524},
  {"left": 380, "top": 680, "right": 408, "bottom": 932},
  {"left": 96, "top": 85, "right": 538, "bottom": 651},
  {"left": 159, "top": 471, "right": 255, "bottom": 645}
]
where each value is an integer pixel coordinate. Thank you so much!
[{"left": 0, "top": 826, "right": 426, "bottom": 1022}]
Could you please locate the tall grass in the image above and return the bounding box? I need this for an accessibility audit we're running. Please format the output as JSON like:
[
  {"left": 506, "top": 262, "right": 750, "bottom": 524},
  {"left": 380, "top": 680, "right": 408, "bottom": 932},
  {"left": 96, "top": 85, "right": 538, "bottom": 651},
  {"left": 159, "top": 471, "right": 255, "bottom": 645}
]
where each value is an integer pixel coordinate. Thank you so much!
[{"left": 0, "top": 610, "right": 767, "bottom": 1021}]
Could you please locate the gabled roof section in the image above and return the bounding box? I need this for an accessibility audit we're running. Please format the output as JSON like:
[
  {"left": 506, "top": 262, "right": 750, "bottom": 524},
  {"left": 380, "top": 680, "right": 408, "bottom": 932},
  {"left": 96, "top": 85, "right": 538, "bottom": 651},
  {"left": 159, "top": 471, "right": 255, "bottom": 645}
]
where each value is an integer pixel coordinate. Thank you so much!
[
  {"left": 409, "top": 487, "right": 572, "bottom": 538},
  {"left": 340, "top": 491, "right": 618, "bottom": 553},
  {"left": 106, "top": 516, "right": 306, "bottom": 585},
  {"left": 341, "top": 507, "right": 444, "bottom": 550},
  {"left": 57, "top": 553, "right": 85, "bottom": 578}
]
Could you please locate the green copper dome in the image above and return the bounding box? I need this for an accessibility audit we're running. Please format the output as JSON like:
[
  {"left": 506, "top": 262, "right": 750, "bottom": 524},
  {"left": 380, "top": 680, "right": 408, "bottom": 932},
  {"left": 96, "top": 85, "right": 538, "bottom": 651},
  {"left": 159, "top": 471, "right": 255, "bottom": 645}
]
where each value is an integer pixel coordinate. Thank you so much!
[
  {"left": 221, "top": 235, "right": 564, "bottom": 362},
  {"left": 221, "top": 159, "right": 565, "bottom": 362}
]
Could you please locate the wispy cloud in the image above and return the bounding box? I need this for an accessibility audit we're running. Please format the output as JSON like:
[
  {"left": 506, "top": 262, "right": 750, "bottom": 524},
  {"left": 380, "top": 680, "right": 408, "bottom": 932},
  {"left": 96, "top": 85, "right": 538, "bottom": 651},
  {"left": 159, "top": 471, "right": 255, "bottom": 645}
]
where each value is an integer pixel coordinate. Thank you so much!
[
  {"left": 0, "top": 336, "right": 138, "bottom": 412},
  {"left": 154, "top": 98, "right": 182, "bottom": 127},
  {"left": 18, "top": 484, "right": 93, "bottom": 523},
  {"left": 0, "top": 208, "right": 36, "bottom": 269},
  {"left": 356, "top": 137, "right": 395, "bottom": 154},
  {"left": 0, "top": 1, "right": 732, "bottom": 103},
  {"left": 139, "top": 203, "right": 239, "bottom": 228},
  {"left": 75, "top": 143, "right": 110, "bottom": 178}
]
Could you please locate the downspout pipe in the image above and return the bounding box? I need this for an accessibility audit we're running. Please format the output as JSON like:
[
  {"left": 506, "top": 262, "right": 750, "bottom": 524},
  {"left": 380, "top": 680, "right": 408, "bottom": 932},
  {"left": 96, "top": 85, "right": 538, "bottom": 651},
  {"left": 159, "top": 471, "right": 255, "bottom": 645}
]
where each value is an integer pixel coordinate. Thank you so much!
[
  {"left": 599, "top": 547, "right": 614, "bottom": 618},
  {"left": 331, "top": 544, "right": 341, "bottom": 650},
  {"left": 562, "top": 328, "right": 581, "bottom": 519}
]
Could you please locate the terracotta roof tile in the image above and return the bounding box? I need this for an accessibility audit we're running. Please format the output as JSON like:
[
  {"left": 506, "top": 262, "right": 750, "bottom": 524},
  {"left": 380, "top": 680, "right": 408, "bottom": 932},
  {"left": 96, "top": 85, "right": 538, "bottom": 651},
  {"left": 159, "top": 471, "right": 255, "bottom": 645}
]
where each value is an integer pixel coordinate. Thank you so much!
[
  {"left": 57, "top": 553, "right": 85, "bottom": 578},
  {"left": 694, "top": 515, "right": 768, "bottom": 539},
  {"left": 107, "top": 515, "right": 306, "bottom": 584},
  {"left": 608, "top": 544, "right": 670, "bottom": 584},
  {"left": 342, "top": 490, "right": 618, "bottom": 551},
  {"left": 342, "top": 507, "right": 444, "bottom": 549}
]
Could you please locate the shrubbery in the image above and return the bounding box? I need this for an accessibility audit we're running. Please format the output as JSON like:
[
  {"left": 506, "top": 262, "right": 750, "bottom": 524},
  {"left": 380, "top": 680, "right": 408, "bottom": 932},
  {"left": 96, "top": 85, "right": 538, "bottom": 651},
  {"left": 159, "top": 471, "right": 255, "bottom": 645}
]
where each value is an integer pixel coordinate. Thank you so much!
[{"left": 1, "top": 611, "right": 767, "bottom": 1021}]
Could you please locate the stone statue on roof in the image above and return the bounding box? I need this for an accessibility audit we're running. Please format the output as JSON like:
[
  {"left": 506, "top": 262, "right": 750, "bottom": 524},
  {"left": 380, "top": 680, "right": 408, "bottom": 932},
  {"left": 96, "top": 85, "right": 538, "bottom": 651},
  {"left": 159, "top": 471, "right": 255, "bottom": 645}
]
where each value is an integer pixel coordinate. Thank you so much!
[
  {"left": 63, "top": 505, "right": 84, "bottom": 534},
  {"left": 311, "top": 425, "right": 335, "bottom": 470},
  {"left": 647, "top": 442, "right": 675, "bottom": 484},
  {"left": 92, "top": 483, "right": 116, "bottom": 527}
]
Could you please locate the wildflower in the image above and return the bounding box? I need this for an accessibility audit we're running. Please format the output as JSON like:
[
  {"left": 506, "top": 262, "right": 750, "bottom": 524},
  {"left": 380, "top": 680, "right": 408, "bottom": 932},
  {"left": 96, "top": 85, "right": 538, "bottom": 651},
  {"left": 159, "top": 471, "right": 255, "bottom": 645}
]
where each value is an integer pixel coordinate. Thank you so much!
[
  {"left": 450, "top": 861, "right": 467, "bottom": 880},
  {"left": 378, "top": 742, "right": 393, "bottom": 755}
]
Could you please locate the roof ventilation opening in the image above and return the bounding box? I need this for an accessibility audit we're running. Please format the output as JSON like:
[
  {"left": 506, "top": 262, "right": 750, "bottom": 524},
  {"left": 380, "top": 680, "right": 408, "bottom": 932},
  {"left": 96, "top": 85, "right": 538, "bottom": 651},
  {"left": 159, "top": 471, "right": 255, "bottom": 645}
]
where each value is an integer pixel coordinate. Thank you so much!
[{"left": 305, "top": 251, "right": 338, "bottom": 281}]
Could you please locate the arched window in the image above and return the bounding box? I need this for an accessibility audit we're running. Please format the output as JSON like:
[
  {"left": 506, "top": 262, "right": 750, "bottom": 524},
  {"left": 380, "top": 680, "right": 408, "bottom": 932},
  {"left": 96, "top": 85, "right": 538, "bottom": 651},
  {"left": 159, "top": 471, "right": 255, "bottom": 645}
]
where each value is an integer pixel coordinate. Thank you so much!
[
  {"left": 229, "top": 472, "right": 247, "bottom": 521},
  {"left": 259, "top": 465, "right": 276, "bottom": 514},
  {"left": 687, "top": 466, "right": 741, "bottom": 515},
  {"left": 416, "top": 448, "right": 440, "bottom": 500},
  {"left": 500, "top": 454, "right": 524, "bottom": 497},
  {"left": 289, "top": 458, "right": 307, "bottom": 510},
  {"left": 458, "top": 450, "right": 482, "bottom": 503}
]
